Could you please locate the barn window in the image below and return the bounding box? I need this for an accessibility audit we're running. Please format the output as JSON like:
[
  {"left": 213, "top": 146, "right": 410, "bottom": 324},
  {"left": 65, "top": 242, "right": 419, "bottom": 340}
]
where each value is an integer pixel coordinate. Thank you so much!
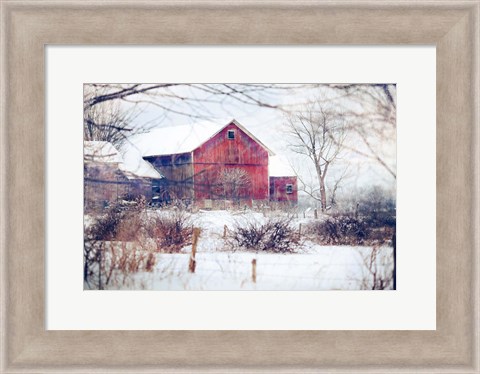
[
  {"left": 286, "top": 184, "right": 293, "bottom": 194},
  {"left": 227, "top": 130, "right": 235, "bottom": 139}
]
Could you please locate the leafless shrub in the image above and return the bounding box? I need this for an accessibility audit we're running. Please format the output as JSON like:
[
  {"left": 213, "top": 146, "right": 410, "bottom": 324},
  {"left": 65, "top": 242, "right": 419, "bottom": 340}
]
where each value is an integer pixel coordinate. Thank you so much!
[
  {"left": 306, "top": 212, "right": 394, "bottom": 246},
  {"left": 85, "top": 197, "right": 147, "bottom": 241},
  {"left": 84, "top": 200, "right": 193, "bottom": 288},
  {"left": 357, "top": 246, "right": 394, "bottom": 290},
  {"left": 229, "top": 216, "right": 300, "bottom": 253},
  {"left": 86, "top": 204, "right": 124, "bottom": 241},
  {"left": 146, "top": 209, "right": 193, "bottom": 253},
  {"left": 306, "top": 214, "right": 369, "bottom": 245},
  {"left": 83, "top": 240, "right": 156, "bottom": 290},
  {"left": 84, "top": 197, "right": 155, "bottom": 289}
]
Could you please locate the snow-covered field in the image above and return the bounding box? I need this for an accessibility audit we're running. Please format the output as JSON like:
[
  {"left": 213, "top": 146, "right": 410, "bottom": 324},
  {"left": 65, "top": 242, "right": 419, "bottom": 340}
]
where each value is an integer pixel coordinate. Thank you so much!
[
  {"left": 94, "top": 209, "right": 394, "bottom": 291},
  {"left": 130, "top": 246, "right": 392, "bottom": 290}
]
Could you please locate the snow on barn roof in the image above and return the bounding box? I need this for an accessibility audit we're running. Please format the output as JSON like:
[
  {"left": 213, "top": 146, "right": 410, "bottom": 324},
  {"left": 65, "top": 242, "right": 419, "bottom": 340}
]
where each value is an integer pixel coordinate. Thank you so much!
[
  {"left": 120, "top": 147, "right": 164, "bottom": 179},
  {"left": 269, "top": 155, "right": 296, "bottom": 177},
  {"left": 131, "top": 119, "right": 275, "bottom": 157},
  {"left": 120, "top": 159, "right": 163, "bottom": 179},
  {"left": 84, "top": 141, "right": 123, "bottom": 163},
  {"left": 84, "top": 141, "right": 163, "bottom": 179}
]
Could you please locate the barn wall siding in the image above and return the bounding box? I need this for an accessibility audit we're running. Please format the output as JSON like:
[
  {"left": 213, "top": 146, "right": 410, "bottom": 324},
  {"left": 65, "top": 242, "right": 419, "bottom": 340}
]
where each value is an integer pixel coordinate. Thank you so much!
[
  {"left": 144, "top": 152, "right": 195, "bottom": 201},
  {"left": 192, "top": 123, "right": 269, "bottom": 204},
  {"left": 269, "top": 176, "right": 298, "bottom": 204}
]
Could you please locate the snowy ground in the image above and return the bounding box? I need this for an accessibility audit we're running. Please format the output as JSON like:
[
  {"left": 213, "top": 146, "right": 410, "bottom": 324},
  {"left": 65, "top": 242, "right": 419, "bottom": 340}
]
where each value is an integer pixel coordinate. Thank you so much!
[{"left": 96, "top": 209, "right": 394, "bottom": 291}]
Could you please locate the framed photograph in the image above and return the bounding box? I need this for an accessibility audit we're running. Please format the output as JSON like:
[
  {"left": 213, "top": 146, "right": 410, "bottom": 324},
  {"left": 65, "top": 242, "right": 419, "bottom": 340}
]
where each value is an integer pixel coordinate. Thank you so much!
[
  {"left": 1, "top": 1, "right": 478, "bottom": 373},
  {"left": 80, "top": 84, "right": 399, "bottom": 292}
]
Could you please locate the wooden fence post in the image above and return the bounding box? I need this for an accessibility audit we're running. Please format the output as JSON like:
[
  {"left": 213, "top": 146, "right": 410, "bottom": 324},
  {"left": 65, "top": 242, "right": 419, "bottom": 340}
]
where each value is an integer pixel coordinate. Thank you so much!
[
  {"left": 298, "top": 223, "right": 302, "bottom": 236},
  {"left": 223, "top": 225, "right": 228, "bottom": 239},
  {"left": 251, "top": 259, "right": 257, "bottom": 283},
  {"left": 189, "top": 227, "right": 200, "bottom": 273},
  {"left": 314, "top": 208, "right": 318, "bottom": 219}
]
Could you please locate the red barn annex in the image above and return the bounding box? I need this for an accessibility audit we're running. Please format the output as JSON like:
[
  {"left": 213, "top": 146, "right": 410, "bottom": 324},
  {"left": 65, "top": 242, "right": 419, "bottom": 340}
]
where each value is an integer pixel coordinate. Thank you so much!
[{"left": 139, "top": 119, "right": 297, "bottom": 208}]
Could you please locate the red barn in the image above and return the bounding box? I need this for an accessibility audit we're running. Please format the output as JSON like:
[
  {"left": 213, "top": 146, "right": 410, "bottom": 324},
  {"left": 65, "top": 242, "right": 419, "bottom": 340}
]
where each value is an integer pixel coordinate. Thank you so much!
[{"left": 138, "top": 119, "right": 297, "bottom": 208}]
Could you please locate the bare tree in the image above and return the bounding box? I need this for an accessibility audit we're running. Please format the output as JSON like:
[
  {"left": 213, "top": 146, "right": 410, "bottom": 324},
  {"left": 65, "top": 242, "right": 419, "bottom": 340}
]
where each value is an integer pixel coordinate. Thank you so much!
[
  {"left": 216, "top": 168, "right": 251, "bottom": 203},
  {"left": 84, "top": 95, "right": 141, "bottom": 148},
  {"left": 285, "top": 101, "right": 346, "bottom": 212},
  {"left": 327, "top": 84, "right": 396, "bottom": 179},
  {"left": 327, "top": 165, "right": 350, "bottom": 209}
]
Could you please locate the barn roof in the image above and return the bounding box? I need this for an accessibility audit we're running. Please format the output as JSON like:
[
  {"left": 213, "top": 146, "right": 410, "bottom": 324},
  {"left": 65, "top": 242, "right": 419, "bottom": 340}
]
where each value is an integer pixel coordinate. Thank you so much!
[
  {"left": 84, "top": 141, "right": 163, "bottom": 179},
  {"left": 120, "top": 147, "right": 164, "bottom": 179},
  {"left": 131, "top": 119, "right": 275, "bottom": 157},
  {"left": 120, "top": 159, "right": 163, "bottom": 180},
  {"left": 269, "top": 155, "right": 296, "bottom": 177}
]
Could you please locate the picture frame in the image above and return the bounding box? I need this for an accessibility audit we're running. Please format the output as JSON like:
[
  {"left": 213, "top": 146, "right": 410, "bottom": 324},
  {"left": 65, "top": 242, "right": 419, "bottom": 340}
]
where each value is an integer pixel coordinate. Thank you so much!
[{"left": 1, "top": 1, "right": 478, "bottom": 372}]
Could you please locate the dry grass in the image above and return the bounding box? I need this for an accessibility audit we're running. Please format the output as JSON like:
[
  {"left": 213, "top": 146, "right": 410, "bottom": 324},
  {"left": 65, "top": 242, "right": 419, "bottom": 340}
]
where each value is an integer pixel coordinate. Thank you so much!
[
  {"left": 84, "top": 201, "right": 195, "bottom": 289},
  {"left": 83, "top": 240, "right": 157, "bottom": 290}
]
